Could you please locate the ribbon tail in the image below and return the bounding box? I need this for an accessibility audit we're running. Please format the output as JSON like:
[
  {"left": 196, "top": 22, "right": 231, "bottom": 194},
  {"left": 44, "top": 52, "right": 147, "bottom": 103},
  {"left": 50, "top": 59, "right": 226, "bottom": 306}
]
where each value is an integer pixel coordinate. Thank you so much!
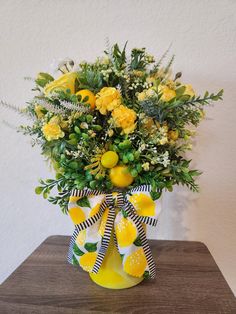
[
  {"left": 92, "top": 195, "right": 115, "bottom": 273},
  {"left": 138, "top": 215, "right": 158, "bottom": 227},
  {"left": 124, "top": 200, "right": 156, "bottom": 279}
]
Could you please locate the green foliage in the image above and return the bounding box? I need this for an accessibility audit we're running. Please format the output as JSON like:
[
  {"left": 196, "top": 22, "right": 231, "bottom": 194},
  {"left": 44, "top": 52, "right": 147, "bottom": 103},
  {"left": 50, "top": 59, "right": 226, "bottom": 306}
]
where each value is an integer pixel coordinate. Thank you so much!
[
  {"left": 111, "top": 42, "right": 127, "bottom": 70},
  {"left": 72, "top": 255, "right": 80, "bottom": 266},
  {"left": 84, "top": 242, "right": 98, "bottom": 252},
  {"left": 76, "top": 197, "right": 91, "bottom": 208},
  {"left": 78, "top": 65, "right": 104, "bottom": 92},
  {"left": 133, "top": 236, "right": 142, "bottom": 247},
  {"left": 5, "top": 42, "right": 223, "bottom": 213},
  {"left": 139, "top": 89, "right": 223, "bottom": 128},
  {"left": 35, "top": 72, "right": 54, "bottom": 88},
  {"left": 73, "top": 244, "right": 84, "bottom": 256}
]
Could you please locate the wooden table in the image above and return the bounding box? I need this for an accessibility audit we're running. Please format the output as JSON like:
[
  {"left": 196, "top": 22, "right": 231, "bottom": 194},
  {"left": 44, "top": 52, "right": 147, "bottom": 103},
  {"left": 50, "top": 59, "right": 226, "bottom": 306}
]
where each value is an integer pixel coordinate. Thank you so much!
[{"left": 0, "top": 236, "right": 235, "bottom": 313}]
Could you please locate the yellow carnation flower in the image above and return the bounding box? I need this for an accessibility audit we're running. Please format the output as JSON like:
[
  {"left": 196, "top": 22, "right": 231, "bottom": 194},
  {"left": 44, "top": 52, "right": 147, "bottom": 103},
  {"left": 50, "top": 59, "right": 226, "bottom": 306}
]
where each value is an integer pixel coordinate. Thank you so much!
[
  {"left": 42, "top": 117, "right": 65, "bottom": 141},
  {"left": 95, "top": 87, "right": 121, "bottom": 115},
  {"left": 112, "top": 105, "right": 136, "bottom": 134},
  {"left": 44, "top": 72, "right": 77, "bottom": 95},
  {"left": 158, "top": 85, "right": 176, "bottom": 102}
]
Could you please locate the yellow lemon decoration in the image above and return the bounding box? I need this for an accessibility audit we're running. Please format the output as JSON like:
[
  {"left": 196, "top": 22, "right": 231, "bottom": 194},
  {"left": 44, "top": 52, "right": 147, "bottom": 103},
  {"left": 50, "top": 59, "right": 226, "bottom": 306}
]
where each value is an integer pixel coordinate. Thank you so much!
[
  {"left": 76, "top": 89, "right": 96, "bottom": 110},
  {"left": 44, "top": 72, "right": 77, "bottom": 95},
  {"left": 110, "top": 165, "right": 134, "bottom": 188},
  {"left": 123, "top": 248, "right": 147, "bottom": 277},
  {"left": 115, "top": 217, "right": 137, "bottom": 247},
  {"left": 101, "top": 151, "right": 119, "bottom": 168},
  {"left": 79, "top": 252, "right": 98, "bottom": 272},
  {"left": 129, "top": 193, "right": 155, "bottom": 216},
  {"left": 99, "top": 208, "right": 109, "bottom": 236},
  {"left": 69, "top": 207, "right": 86, "bottom": 225},
  {"left": 76, "top": 230, "right": 86, "bottom": 246}
]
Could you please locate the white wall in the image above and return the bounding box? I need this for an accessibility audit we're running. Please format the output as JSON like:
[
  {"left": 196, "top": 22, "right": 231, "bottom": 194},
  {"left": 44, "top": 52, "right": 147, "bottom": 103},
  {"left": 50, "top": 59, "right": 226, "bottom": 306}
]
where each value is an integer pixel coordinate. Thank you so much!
[{"left": 0, "top": 0, "right": 236, "bottom": 295}]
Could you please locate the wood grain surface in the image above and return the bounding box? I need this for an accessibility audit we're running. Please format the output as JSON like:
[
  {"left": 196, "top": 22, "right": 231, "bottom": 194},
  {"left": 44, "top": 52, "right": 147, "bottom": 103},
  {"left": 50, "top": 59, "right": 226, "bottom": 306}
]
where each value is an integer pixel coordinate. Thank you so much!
[{"left": 0, "top": 236, "right": 235, "bottom": 313}]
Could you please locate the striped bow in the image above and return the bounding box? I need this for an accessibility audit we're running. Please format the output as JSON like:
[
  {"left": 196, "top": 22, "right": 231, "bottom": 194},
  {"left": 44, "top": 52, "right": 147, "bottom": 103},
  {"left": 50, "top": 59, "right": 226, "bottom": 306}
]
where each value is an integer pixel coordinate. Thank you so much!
[{"left": 68, "top": 185, "right": 161, "bottom": 279}]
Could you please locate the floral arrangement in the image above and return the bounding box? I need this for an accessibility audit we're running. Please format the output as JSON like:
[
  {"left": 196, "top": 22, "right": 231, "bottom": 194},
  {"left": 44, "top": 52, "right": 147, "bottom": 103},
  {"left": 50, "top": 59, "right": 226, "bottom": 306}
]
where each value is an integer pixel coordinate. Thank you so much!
[
  {"left": 2, "top": 42, "right": 223, "bottom": 282},
  {"left": 10, "top": 43, "right": 222, "bottom": 210}
]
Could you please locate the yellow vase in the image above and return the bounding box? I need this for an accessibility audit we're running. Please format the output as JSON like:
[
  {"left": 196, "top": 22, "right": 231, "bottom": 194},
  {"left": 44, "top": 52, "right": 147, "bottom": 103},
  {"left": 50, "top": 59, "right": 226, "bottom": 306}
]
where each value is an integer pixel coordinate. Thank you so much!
[{"left": 89, "top": 237, "right": 144, "bottom": 289}]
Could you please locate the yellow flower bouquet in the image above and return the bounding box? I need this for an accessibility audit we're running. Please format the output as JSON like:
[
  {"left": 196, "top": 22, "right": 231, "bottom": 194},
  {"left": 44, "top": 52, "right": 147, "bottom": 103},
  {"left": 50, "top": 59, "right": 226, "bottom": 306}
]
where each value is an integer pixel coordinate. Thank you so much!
[{"left": 2, "top": 43, "right": 223, "bottom": 289}]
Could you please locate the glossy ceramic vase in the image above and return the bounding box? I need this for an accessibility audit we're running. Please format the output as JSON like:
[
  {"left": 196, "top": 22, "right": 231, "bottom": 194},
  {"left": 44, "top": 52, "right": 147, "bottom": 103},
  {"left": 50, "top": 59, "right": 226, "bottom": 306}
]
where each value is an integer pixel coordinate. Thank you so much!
[{"left": 89, "top": 236, "right": 144, "bottom": 289}]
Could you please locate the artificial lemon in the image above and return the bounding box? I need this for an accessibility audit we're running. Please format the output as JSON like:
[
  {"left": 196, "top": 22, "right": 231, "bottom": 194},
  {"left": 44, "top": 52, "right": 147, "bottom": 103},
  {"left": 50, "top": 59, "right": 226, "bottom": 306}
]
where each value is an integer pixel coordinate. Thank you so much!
[
  {"left": 79, "top": 252, "right": 98, "bottom": 272},
  {"left": 101, "top": 151, "right": 119, "bottom": 169},
  {"left": 69, "top": 207, "right": 86, "bottom": 224},
  {"left": 110, "top": 165, "right": 134, "bottom": 188},
  {"left": 44, "top": 72, "right": 77, "bottom": 95},
  {"left": 129, "top": 193, "right": 155, "bottom": 216},
  {"left": 76, "top": 89, "right": 96, "bottom": 109},
  {"left": 115, "top": 217, "right": 137, "bottom": 247},
  {"left": 123, "top": 248, "right": 147, "bottom": 277}
]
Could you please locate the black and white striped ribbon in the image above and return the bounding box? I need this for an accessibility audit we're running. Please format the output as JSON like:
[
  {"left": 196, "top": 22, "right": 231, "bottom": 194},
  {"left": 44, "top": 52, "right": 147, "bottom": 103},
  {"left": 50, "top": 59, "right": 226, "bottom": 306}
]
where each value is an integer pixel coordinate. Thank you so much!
[
  {"left": 92, "top": 194, "right": 115, "bottom": 273},
  {"left": 68, "top": 186, "right": 158, "bottom": 278},
  {"left": 123, "top": 197, "right": 156, "bottom": 279}
]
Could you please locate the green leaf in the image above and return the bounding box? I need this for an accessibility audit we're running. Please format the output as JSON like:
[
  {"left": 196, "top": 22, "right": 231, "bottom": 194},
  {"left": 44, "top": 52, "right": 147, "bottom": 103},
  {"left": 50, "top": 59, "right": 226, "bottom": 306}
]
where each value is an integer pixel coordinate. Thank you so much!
[
  {"left": 175, "top": 86, "right": 186, "bottom": 97},
  {"left": 89, "top": 180, "right": 97, "bottom": 189},
  {"left": 121, "top": 208, "right": 128, "bottom": 218},
  {"left": 143, "top": 271, "right": 151, "bottom": 279},
  {"left": 35, "top": 72, "right": 54, "bottom": 87},
  {"left": 120, "top": 254, "right": 125, "bottom": 261},
  {"left": 72, "top": 255, "right": 80, "bottom": 266},
  {"left": 35, "top": 186, "right": 43, "bottom": 195},
  {"left": 76, "top": 196, "right": 91, "bottom": 208},
  {"left": 43, "top": 190, "right": 49, "bottom": 199},
  {"left": 127, "top": 152, "right": 134, "bottom": 161},
  {"left": 73, "top": 244, "right": 84, "bottom": 256},
  {"left": 69, "top": 161, "right": 79, "bottom": 170},
  {"left": 84, "top": 242, "right": 98, "bottom": 252},
  {"left": 150, "top": 191, "right": 161, "bottom": 201},
  {"left": 130, "top": 169, "right": 138, "bottom": 177},
  {"left": 134, "top": 236, "right": 142, "bottom": 247},
  {"left": 74, "top": 126, "right": 81, "bottom": 134}
]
